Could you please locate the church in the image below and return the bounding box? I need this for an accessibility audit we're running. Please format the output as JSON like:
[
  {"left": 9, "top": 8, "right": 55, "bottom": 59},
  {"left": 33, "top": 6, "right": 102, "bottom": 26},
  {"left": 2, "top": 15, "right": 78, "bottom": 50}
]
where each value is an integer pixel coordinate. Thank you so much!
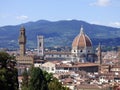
[{"left": 71, "top": 26, "right": 98, "bottom": 63}]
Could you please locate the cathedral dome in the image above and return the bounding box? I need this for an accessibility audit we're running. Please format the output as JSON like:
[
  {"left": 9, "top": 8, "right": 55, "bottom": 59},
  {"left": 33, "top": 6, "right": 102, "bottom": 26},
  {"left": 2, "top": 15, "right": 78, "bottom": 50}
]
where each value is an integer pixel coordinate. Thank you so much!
[{"left": 72, "top": 26, "right": 92, "bottom": 49}]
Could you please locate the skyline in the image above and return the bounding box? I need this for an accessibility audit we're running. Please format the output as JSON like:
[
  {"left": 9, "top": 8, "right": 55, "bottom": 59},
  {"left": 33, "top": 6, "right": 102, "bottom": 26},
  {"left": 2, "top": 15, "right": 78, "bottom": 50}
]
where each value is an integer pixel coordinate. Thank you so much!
[{"left": 0, "top": 0, "right": 120, "bottom": 28}]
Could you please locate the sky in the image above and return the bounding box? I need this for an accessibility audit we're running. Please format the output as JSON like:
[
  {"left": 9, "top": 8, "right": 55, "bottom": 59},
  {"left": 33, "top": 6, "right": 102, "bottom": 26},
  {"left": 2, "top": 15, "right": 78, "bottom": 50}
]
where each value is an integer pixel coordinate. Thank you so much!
[{"left": 0, "top": 0, "right": 120, "bottom": 27}]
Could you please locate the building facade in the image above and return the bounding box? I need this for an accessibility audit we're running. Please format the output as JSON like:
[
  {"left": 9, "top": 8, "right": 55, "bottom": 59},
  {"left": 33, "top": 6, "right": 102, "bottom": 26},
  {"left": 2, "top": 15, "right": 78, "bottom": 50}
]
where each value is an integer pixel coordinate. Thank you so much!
[
  {"left": 16, "top": 26, "right": 34, "bottom": 66},
  {"left": 71, "top": 26, "right": 97, "bottom": 63}
]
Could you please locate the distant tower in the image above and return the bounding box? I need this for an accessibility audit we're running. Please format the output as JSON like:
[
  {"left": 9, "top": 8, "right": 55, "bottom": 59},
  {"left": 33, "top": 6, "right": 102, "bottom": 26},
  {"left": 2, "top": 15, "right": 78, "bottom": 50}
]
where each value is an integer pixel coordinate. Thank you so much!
[
  {"left": 37, "top": 36, "right": 44, "bottom": 56},
  {"left": 97, "top": 43, "right": 102, "bottom": 64},
  {"left": 19, "top": 26, "right": 26, "bottom": 56}
]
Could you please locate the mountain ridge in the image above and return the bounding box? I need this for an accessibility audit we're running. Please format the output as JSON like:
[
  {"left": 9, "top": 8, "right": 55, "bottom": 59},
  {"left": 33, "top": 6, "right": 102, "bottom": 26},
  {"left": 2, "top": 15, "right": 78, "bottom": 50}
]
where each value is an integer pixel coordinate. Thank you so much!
[{"left": 0, "top": 20, "right": 120, "bottom": 49}]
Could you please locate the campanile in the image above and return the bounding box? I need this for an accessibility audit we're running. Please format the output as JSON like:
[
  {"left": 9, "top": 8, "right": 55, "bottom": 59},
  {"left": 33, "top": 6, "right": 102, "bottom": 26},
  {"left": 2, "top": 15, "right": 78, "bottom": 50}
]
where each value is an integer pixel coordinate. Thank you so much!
[{"left": 19, "top": 26, "right": 26, "bottom": 56}]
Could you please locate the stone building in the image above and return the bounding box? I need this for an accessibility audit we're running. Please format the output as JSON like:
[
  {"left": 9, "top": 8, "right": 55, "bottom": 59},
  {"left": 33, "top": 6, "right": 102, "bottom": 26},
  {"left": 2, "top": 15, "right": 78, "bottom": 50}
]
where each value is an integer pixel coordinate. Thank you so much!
[
  {"left": 71, "top": 26, "right": 98, "bottom": 63},
  {"left": 37, "top": 35, "right": 44, "bottom": 57},
  {"left": 16, "top": 26, "right": 34, "bottom": 67}
]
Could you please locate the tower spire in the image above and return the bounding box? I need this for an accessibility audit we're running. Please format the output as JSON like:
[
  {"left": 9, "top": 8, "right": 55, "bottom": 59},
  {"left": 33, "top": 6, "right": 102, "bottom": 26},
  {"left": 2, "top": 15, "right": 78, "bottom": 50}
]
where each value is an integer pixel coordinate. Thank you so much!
[
  {"left": 20, "top": 25, "right": 25, "bottom": 30},
  {"left": 80, "top": 25, "right": 84, "bottom": 34}
]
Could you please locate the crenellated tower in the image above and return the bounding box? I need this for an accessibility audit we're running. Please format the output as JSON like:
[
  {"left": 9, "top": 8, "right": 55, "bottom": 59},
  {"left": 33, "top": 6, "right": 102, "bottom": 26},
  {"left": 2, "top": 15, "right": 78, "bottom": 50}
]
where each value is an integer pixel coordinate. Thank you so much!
[{"left": 19, "top": 26, "right": 26, "bottom": 56}]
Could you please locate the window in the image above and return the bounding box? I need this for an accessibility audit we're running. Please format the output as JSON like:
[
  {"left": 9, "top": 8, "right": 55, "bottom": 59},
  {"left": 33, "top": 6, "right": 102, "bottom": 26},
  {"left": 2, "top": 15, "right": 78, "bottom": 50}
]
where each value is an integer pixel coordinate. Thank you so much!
[
  {"left": 39, "top": 42, "right": 41, "bottom": 47},
  {"left": 80, "top": 50, "right": 83, "bottom": 52},
  {"left": 52, "top": 67, "right": 54, "bottom": 71}
]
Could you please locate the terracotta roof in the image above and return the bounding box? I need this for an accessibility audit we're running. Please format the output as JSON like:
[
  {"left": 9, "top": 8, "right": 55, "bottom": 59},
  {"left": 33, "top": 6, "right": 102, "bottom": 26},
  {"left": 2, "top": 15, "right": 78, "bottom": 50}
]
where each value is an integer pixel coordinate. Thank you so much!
[
  {"left": 72, "top": 27, "right": 92, "bottom": 49},
  {"left": 112, "top": 65, "right": 120, "bottom": 68},
  {"left": 44, "top": 51, "right": 71, "bottom": 55},
  {"left": 56, "top": 63, "right": 99, "bottom": 68},
  {"left": 76, "top": 84, "right": 101, "bottom": 89},
  {"left": 63, "top": 77, "right": 73, "bottom": 83},
  {"left": 76, "top": 84, "right": 109, "bottom": 89},
  {"left": 49, "top": 60, "right": 61, "bottom": 64}
]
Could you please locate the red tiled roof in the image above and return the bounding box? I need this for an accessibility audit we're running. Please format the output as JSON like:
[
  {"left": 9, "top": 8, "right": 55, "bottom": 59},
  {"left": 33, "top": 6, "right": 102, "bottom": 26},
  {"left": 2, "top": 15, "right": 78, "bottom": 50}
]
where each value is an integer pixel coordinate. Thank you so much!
[
  {"left": 44, "top": 52, "right": 71, "bottom": 55},
  {"left": 56, "top": 63, "right": 99, "bottom": 68}
]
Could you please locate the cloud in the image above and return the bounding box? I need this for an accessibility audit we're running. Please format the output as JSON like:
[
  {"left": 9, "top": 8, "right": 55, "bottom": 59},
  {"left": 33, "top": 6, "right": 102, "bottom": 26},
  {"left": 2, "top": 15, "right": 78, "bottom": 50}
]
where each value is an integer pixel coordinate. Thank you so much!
[
  {"left": 109, "top": 22, "right": 120, "bottom": 28},
  {"left": 90, "top": 0, "right": 111, "bottom": 7},
  {"left": 90, "top": 21, "right": 101, "bottom": 25},
  {"left": 90, "top": 21, "right": 120, "bottom": 28},
  {"left": 16, "top": 15, "right": 29, "bottom": 20}
]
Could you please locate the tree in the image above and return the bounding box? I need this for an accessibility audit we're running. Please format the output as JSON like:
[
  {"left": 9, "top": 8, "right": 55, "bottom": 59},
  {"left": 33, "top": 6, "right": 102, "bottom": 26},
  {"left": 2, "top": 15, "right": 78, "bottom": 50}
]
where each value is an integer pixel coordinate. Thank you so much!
[
  {"left": 21, "top": 67, "right": 69, "bottom": 90},
  {"left": 48, "top": 77, "right": 69, "bottom": 90},
  {"left": 0, "top": 51, "right": 10, "bottom": 68},
  {"left": 43, "top": 70, "right": 53, "bottom": 83},
  {"left": 29, "top": 67, "right": 48, "bottom": 90},
  {"left": 43, "top": 70, "right": 69, "bottom": 90},
  {"left": 0, "top": 51, "right": 18, "bottom": 90},
  {"left": 21, "top": 68, "right": 29, "bottom": 90}
]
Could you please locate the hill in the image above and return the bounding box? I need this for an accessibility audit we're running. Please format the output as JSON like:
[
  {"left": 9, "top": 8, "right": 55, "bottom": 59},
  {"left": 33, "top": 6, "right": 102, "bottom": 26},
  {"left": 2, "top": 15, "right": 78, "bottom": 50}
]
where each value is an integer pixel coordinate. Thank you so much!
[{"left": 0, "top": 20, "right": 120, "bottom": 49}]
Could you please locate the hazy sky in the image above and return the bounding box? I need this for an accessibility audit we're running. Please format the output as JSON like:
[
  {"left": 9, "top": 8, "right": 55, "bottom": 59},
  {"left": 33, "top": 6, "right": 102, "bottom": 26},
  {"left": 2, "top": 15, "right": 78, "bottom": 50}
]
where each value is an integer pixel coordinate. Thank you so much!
[{"left": 0, "top": 0, "right": 120, "bottom": 27}]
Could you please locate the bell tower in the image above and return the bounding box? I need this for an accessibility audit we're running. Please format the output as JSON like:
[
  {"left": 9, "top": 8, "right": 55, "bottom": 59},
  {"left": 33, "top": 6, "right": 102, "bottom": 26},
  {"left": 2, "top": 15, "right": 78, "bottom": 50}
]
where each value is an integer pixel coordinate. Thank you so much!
[
  {"left": 19, "top": 26, "right": 26, "bottom": 56},
  {"left": 37, "top": 35, "right": 44, "bottom": 57},
  {"left": 97, "top": 43, "right": 103, "bottom": 73},
  {"left": 98, "top": 43, "right": 102, "bottom": 64}
]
